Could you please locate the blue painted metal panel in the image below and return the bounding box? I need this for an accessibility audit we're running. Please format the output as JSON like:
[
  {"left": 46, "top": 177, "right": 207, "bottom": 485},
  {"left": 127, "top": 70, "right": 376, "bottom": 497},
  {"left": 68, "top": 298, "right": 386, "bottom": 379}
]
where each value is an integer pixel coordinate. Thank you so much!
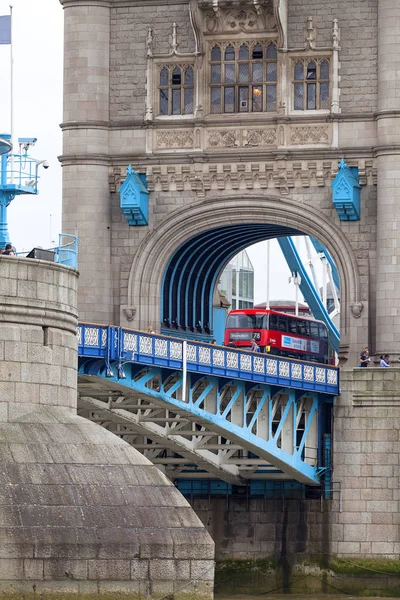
[
  {"left": 119, "top": 165, "right": 149, "bottom": 226},
  {"left": 77, "top": 324, "right": 339, "bottom": 396},
  {"left": 277, "top": 237, "right": 340, "bottom": 355},
  {"left": 331, "top": 159, "right": 361, "bottom": 221},
  {"left": 54, "top": 234, "right": 78, "bottom": 269}
]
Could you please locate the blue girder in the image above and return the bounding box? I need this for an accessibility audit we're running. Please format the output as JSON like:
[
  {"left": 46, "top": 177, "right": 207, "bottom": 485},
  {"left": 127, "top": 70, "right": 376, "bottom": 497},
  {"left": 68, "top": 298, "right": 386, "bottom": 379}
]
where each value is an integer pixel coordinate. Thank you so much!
[
  {"left": 277, "top": 238, "right": 340, "bottom": 354},
  {"left": 77, "top": 324, "right": 339, "bottom": 485}
]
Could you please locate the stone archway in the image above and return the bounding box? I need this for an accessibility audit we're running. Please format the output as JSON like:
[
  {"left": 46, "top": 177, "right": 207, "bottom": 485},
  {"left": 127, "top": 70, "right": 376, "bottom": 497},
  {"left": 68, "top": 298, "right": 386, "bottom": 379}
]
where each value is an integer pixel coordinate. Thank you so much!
[{"left": 125, "top": 195, "right": 364, "bottom": 367}]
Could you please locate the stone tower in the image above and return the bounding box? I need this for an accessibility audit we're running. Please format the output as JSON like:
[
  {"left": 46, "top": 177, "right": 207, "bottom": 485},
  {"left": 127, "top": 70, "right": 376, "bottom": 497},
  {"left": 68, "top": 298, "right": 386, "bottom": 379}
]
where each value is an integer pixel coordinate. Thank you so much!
[{"left": 0, "top": 255, "right": 214, "bottom": 597}]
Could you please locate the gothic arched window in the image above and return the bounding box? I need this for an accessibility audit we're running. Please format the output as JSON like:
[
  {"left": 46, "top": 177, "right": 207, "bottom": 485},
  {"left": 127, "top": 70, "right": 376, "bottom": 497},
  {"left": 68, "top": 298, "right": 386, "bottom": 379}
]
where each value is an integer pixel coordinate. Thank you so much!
[
  {"left": 159, "top": 64, "right": 195, "bottom": 116},
  {"left": 293, "top": 58, "right": 330, "bottom": 111},
  {"left": 209, "top": 41, "right": 277, "bottom": 114}
]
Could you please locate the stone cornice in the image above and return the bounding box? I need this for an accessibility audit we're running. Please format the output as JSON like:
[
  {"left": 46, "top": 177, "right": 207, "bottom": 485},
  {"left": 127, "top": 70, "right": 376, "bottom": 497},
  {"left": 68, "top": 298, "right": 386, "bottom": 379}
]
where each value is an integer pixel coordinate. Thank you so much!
[
  {"left": 60, "top": 121, "right": 110, "bottom": 131},
  {"left": 58, "top": 154, "right": 111, "bottom": 166},
  {"left": 60, "top": 112, "right": 376, "bottom": 132},
  {"left": 374, "top": 145, "right": 400, "bottom": 157},
  {"left": 60, "top": 0, "right": 111, "bottom": 7},
  {"left": 375, "top": 110, "right": 400, "bottom": 120}
]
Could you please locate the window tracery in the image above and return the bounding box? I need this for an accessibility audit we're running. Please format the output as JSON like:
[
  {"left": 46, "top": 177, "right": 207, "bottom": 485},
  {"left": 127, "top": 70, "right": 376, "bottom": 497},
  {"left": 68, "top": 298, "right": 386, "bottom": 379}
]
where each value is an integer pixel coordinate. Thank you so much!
[
  {"left": 158, "top": 64, "right": 195, "bottom": 116},
  {"left": 209, "top": 41, "right": 277, "bottom": 114},
  {"left": 292, "top": 58, "right": 330, "bottom": 111}
]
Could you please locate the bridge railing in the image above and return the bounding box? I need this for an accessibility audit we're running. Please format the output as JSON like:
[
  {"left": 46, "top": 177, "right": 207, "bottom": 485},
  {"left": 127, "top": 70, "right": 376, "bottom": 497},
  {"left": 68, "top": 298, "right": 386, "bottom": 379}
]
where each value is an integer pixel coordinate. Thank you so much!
[{"left": 77, "top": 323, "right": 339, "bottom": 396}]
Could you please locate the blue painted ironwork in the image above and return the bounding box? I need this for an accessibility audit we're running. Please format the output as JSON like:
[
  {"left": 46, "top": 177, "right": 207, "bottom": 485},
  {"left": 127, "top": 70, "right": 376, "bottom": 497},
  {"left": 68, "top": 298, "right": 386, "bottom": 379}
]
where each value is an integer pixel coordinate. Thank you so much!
[
  {"left": 0, "top": 135, "right": 12, "bottom": 156},
  {"left": 310, "top": 236, "right": 340, "bottom": 292},
  {"left": 54, "top": 234, "right": 78, "bottom": 269},
  {"left": 119, "top": 164, "right": 149, "bottom": 226},
  {"left": 0, "top": 134, "right": 43, "bottom": 247},
  {"left": 277, "top": 237, "right": 340, "bottom": 354},
  {"left": 77, "top": 324, "right": 339, "bottom": 396},
  {"left": 77, "top": 324, "right": 338, "bottom": 485},
  {"left": 323, "top": 433, "right": 332, "bottom": 499},
  {"left": 162, "top": 224, "right": 301, "bottom": 337},
  {"left": 331, "top": 158, "right": 361, "bottom": 221}
]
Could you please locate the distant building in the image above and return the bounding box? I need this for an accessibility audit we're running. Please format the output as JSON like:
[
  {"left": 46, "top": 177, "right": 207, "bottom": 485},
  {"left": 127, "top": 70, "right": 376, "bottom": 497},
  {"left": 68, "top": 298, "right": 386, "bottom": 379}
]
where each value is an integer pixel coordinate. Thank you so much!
[
  {"left": 254, "top": 300, "right": 312, "bottom": 316},
  {"left": 219, "top": 251, "right": 254, "bottom": 311}
]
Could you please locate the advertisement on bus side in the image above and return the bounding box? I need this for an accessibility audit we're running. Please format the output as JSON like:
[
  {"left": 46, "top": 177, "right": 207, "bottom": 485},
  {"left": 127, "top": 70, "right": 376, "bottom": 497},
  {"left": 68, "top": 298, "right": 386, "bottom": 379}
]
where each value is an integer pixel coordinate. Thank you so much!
[{"left": 281, "top": 335, "right": 319, "bottom": 354}]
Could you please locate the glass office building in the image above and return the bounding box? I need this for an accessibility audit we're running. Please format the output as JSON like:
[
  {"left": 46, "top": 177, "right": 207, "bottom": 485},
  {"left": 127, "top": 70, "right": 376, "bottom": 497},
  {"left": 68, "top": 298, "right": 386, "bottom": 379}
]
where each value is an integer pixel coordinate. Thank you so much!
[{"left": 219, "top": 250, "right": 254, "bottom": 310}]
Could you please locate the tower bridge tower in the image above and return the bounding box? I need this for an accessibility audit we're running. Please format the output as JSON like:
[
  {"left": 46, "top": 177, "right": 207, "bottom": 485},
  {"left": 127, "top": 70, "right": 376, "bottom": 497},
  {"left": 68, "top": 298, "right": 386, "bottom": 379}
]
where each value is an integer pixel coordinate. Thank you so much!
[{"left": 60, "top": 0, "right": 400, "bottom": 566}]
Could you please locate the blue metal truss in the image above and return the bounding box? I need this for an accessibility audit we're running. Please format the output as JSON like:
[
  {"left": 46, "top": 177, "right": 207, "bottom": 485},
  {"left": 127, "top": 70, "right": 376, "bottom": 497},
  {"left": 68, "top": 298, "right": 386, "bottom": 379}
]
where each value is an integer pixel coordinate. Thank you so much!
[
  {"left": 277, "top": 237, "right": 340, "bottom": 354},
  {"left": 77, "top": 324, "right": 338, "bottom": 485}
]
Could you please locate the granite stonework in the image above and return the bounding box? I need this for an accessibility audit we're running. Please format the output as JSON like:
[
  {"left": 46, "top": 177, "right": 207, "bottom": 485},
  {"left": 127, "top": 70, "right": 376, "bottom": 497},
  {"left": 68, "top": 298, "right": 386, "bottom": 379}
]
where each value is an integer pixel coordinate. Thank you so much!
[
  {"left": 332, "top": 368, "right": 400, "bottom": 558},
  {"left": 59, "top": 0, "right": 400, "bottom": 563},
  {"left": 0, "top": 257, "right": 214, "bottom": 599},
  {"left": 58, "top": 0, "right": 388, "bottom": 368}
]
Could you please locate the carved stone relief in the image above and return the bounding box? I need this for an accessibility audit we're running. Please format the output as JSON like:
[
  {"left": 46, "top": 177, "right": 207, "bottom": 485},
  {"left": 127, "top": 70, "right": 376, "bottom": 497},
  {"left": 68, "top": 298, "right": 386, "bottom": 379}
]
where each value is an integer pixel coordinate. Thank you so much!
[
  {"left": 156, "top": 131, "right": 194, "bottom": 149},
  {"left": 290, "top": 125, "right": 330, "bottom": 145},
  {"left": 196, "top": 1, "right": 276, "bottom": 35},
  {"left": 138, "top": 159, "right": 376, "bottom": 195}
]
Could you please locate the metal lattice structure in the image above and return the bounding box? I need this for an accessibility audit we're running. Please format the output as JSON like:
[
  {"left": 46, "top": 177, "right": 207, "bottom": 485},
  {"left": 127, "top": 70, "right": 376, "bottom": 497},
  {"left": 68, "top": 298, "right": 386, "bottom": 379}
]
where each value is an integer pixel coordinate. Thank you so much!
[{"left": 78, "top": 324, "right": 338, "bottom": 485}]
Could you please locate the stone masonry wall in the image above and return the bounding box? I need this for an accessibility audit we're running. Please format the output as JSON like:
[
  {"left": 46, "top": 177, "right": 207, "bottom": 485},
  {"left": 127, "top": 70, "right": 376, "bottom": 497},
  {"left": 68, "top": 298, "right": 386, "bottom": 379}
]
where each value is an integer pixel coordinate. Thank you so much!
[
  {"left": 288, "top": 0, "right": 378, "bottom": 114},
  {"left": 190, "top": 496, "right": 329, "bottom": 562},
  {"left": 332, "top": 369, "right": 400, "bottom": 557},
  {"left": 0, "top": 256, "right": 214, "bottom": 599},
  {"left": 110, "top": 4, "right": 194, "bottom": 122}
]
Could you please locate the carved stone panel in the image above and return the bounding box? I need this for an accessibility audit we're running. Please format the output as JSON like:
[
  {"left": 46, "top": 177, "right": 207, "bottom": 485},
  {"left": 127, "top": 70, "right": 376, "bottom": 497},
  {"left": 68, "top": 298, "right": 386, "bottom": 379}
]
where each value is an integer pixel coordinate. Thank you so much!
[
  {"left": 156, "top": 130, "right": 194, "bottom": 150},
  {"left": 290, "top": 125, "right": 330, "bottom": 146}
]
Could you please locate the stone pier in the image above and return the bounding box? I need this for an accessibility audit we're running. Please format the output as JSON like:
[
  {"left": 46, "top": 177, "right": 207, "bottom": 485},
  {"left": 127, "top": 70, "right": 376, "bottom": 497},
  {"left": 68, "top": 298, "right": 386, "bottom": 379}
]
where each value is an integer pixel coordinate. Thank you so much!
[{"left": 0, "top": 256, "right": 214, "bottom": 599}]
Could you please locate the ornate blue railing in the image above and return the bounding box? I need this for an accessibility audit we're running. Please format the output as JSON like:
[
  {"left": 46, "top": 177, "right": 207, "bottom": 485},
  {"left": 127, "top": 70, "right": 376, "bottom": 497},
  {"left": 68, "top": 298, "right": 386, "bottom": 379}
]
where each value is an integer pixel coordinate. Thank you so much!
[{"left": 77, "top": 323, "right": 339, "bottom": 396}]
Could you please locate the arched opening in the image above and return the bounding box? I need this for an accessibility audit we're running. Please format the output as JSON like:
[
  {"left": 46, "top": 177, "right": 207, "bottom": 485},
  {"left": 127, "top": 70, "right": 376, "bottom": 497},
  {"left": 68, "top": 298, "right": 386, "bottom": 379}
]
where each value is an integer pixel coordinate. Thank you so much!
[
  {"left": 161, "top": 223, "right": 302, "bottom": 334},
  {"left": 127, "top": 196, "right": 362, "bottom": 366}
]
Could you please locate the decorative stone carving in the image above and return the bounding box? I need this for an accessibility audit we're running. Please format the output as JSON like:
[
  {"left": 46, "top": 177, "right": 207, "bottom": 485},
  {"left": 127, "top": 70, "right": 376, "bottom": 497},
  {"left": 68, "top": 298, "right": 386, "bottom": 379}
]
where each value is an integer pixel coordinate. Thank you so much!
[
  {"left": 108, "top": 167, "right": 122, "bottom": 193},
  {"left": 156, "top": 131, "right": 194, "bottom": 149},
  {"left": 199, "top": 2, "right": 276, "bottom": 34},
  {"left": 350, "top": 302, "right": 363, "bottom": 319},
  {"left": 332, "top": 18, "right": 340, "bottom": 51},
  {"left": 123, "top": 306, "right": 137, "bottom": 322},
  {"left": 304, "top": 16, "right": 316, "bottom": 50},
  {"left": 207, "top": 127, "right": 277, "bottom": 149},
  {"left": 144, "top": 158, "right": 376, "bottom": 195},
  {"left": 244, "top": 128, "right": 277, "bottom": 147},
  {"left": 208, "top": 130, "right": 239, "bottom": 148},
  {"left": 290, "top": 126, "right": 329, "bottom": 145}
]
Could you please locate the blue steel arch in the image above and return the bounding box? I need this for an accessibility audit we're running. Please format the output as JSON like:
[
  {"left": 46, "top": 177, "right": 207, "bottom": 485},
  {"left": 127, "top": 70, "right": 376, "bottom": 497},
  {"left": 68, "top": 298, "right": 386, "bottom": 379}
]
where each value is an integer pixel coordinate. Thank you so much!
[{"left": 162, "top": 223, "right": 302, "bottom": 334}]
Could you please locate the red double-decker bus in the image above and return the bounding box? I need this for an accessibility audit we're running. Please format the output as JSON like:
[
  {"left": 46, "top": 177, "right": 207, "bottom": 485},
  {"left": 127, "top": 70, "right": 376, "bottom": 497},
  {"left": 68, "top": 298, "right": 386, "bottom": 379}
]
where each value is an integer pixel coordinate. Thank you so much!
[{"left": 224, "top": 309, "right": 330, "bottom": 364}]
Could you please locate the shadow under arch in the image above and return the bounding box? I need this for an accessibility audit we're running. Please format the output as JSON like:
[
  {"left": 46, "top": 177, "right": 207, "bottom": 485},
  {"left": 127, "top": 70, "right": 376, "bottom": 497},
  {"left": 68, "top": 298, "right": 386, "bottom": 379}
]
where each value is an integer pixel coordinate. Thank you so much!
[{"left": 127, "top": 195, "right": 362, "bottom": 355}]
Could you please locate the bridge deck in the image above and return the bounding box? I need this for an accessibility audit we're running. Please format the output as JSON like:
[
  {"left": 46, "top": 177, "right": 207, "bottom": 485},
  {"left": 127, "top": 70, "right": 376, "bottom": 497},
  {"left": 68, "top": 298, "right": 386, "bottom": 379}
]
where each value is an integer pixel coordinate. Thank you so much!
[{"left": 77, "top": 324, "right": 338, "bottom": 486}]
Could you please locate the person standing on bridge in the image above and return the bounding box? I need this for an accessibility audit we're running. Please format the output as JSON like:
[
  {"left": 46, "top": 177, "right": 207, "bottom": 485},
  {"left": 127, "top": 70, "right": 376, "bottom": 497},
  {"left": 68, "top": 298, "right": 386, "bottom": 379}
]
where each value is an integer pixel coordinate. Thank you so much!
[
  {"left": 380, "top": 354, "right": 390, "bottom": 367},
  {"left": 359, "top": 347, "right": 370, "bottom": 367},
  {"left": 250, "top": 337, "right": 260, "bottom": 352},
  {"left": 147, "top": 325, "right": 155, "bottom": 334}
]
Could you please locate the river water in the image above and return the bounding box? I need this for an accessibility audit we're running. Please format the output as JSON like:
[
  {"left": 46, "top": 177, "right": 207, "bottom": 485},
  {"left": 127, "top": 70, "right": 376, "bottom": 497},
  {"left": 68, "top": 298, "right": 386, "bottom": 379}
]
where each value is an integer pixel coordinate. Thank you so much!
[{"left": 217, "top": 596, "right": 398, "bottom": 599}]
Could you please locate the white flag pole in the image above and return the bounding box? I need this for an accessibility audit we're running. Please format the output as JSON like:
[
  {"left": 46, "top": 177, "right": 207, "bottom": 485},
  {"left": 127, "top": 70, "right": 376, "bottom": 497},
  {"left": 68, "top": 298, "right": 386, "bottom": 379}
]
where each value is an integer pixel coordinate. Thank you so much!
[{"left": 9, "top": 5, "right": 13, "bottom": 182}]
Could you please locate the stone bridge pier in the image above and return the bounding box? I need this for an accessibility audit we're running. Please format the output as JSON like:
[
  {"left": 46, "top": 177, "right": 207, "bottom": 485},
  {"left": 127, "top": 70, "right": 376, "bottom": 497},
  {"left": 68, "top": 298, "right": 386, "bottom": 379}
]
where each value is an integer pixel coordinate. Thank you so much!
[{"left": 0, "top": 256, "right": 214, "bottom": 599}]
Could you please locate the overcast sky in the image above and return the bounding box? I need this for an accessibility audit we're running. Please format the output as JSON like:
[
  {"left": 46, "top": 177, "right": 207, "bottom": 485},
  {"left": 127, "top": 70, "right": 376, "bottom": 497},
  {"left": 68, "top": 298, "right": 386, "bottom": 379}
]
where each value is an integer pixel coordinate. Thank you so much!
[{"left": 0, "top": 0, "right": 312, "bottom": 305}]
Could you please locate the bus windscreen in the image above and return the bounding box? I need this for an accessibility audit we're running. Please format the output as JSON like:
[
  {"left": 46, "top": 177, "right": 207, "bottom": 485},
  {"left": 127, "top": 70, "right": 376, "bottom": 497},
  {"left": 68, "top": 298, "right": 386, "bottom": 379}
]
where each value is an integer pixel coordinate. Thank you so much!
[{"left": 226, "top": 313, "right": 267, "bottom": 330}]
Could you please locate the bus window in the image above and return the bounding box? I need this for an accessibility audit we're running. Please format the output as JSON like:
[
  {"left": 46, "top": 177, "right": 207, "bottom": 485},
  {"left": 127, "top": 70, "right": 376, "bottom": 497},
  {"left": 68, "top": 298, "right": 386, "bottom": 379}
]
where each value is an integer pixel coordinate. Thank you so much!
[
  {"left": 269, "top": 314, "right": 278, "bottom": 330},
  {"left": 310, "top": 322, "right": 319, "bottom": 338},
  {"left": 297, "top": 320, "right": 309, "bottom": 337},
  {"left": 226, "top": 313, "right": 267, "bottom": 330},
  {"left": 289, "top": 318, "right": 297, "bottom": 334},
  {"left": 278, "top": 316, "right": 288, "bottom": 332},
  {"left": 318, "top": 324, "right": 328, "bottom": 339}
]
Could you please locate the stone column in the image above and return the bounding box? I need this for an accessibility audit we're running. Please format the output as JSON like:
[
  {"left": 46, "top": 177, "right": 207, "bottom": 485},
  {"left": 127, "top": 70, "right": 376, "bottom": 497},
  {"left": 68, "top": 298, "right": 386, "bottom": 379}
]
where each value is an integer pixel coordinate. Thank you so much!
[
  {"left": 60, "top": 0, "right": 113, "bottom": 324},
  {"left": 375, "top": 0, "right": 400, "bottom": 355},
  {"left": 0, "top": 256, "right": 214, "bottom": 597}
]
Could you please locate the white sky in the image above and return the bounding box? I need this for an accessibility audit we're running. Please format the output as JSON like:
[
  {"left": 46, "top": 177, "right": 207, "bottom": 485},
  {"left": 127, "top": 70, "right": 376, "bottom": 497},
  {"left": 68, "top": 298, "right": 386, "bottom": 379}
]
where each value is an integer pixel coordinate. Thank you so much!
[{"left": 0, "top": 0, "right": 312, "bottom": 305}]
